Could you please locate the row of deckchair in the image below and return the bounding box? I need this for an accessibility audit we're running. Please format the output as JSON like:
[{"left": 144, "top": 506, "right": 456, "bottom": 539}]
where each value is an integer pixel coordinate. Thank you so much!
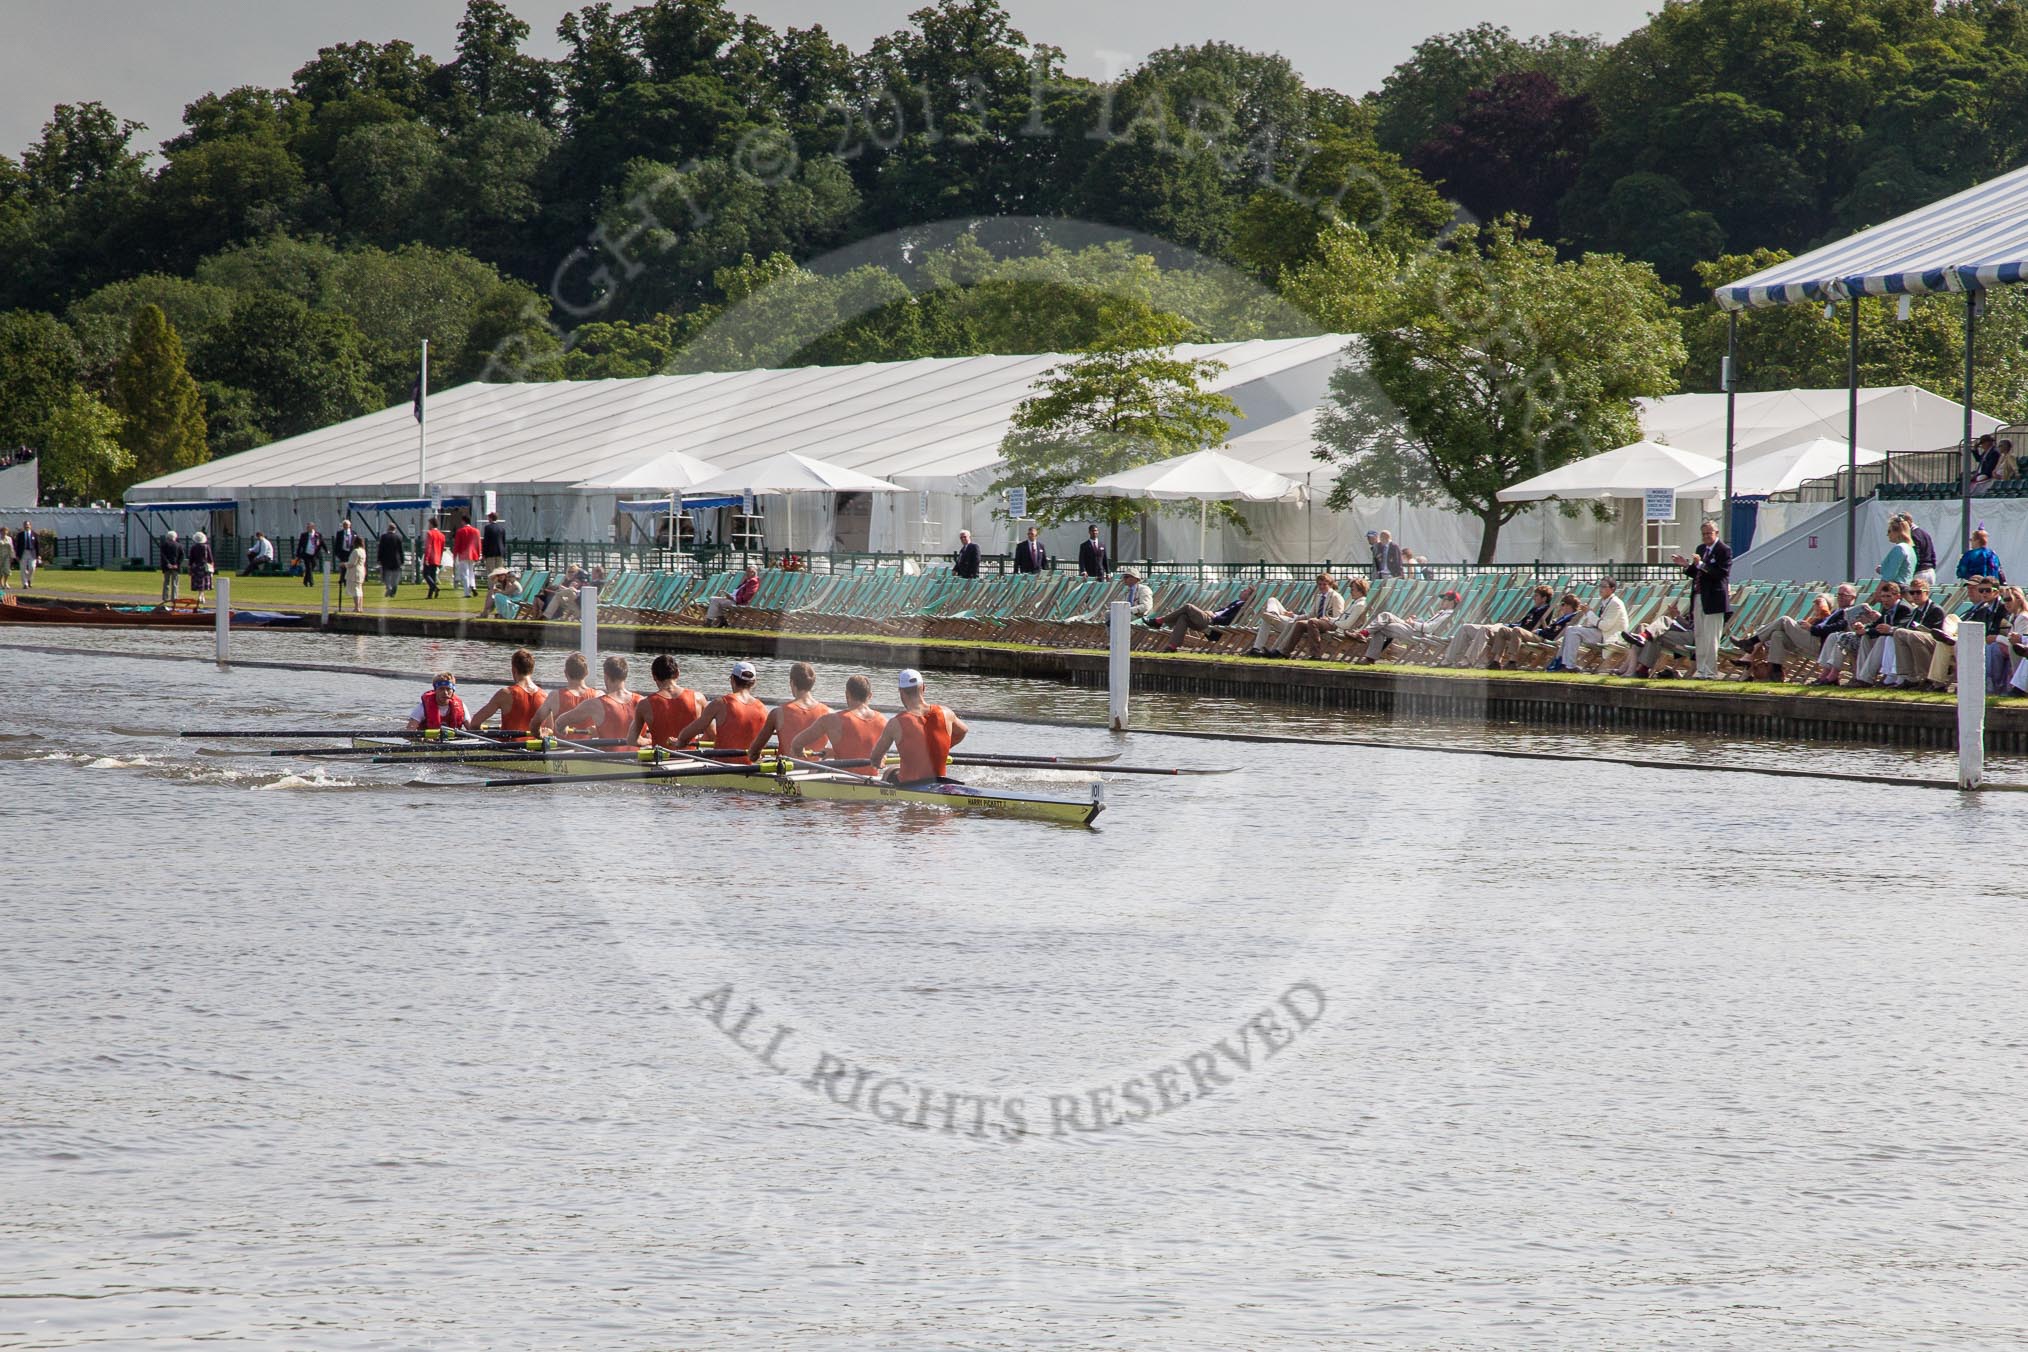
[{"left": 575, "top": 566, "right": 1988, "bottom": 680}]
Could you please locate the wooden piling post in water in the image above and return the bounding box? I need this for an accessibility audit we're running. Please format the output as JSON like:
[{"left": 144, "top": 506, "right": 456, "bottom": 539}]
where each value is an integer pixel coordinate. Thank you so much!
[
  {"left": 580, "top": 585, "right": 600, "bottom": 675},
  {"left": 1108, "top": 600, "right": 1130, "bottom": 730},
  {"left": 215, "top": 577, "right": 230, "bottom": 665}
]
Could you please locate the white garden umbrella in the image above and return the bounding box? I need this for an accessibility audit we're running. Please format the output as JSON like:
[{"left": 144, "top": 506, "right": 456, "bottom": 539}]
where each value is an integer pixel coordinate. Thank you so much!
[
  {"left": 1082, "top": 448, "right": 1305, "bottom": 562},
  {"left": 1497, "top": 440, "right": 1723, "bottom": 502},
  {"left": 686, "top": 452, "right": 908, "bottom": 555},
  {"left": 585, "top": 448, "right": 723, "bottom": 549},
  {"left": 1675, "top": 436, "right": 1886, "bottom": 501}
]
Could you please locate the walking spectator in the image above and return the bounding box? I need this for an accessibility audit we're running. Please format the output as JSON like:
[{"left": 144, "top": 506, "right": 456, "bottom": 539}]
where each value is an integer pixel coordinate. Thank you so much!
[
  {"left": 1551, "top": 578, "right": 1629, "bottom": 672},
  {"left": 705, "top": 565, "right": 760, "bottom": 626},
  {"left": 1013, "top": 526, "right": 1047, "bottom": 574},
  {"left": 15, "top": 521, "right": 36, "bottom": 588},
  {"left": 480, "top": 511, "right": 509, "bottom": 579},
  {"left": 1285, "top": 578, "right": 1372, "bottom": 660},
  {"left": 294, "top": 522, "right": 323, "bottom": 585},
  {"left": 1250, "top": 573, "right": 1341, "bottom": 657},
  {"left": 344, "top": 541, "right": 367, "bottom": 613},
  {"left": 421, "top": 516, "right": 446, "bottom": 599},
  {"left": 452, "top": 515, "right": 482, "bottom": 596},
  {"left": 1451, "top": 583, "right": 1551, "bottom": 668},
  {"left": 187, "top": 531, "right": 214, "bottom": 605},
  {"left": 1671, "top": 520, "right": 1732, "bottom": 679},
  {"left": 1366, "top": 529, "right": 1403, "bottom": 579},
  {"left": 952, "top": 529, "right": 981, "bottom": 579},
  {"left": 1147, "top": 584, "right": 1257, "bottom": 653},
  {"left": 0, "top": 523, "right": 12, "bottom": 589},
  {"left": 1357, "top": 588, "right": 1460, "bottom": 664},
  {"left": 333, "top": 519, "right": 360, "bottom": 569},
  {"left": 1078, "top": 525, "right": 1108, "bottom": 578},
  {"left": 1901, "top": 514, "right": 1938, "bottom": 586},
  {"left": 377, "top": 523, "right": 404, "bottom": 597},
  {"left": 1877, "top": 517, "right": 1916, "bottom": 585},
  {"left": 1956, "top": 528, "right": 2004, "bottom": 584},
  {"left": 158, "top": 530, "right": 185, "bottom": 604}
]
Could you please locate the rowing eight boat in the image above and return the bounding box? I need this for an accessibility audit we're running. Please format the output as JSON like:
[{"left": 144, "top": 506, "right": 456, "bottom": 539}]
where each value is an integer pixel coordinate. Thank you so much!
[{"left": 354, "top": 734, "right": 1106, "bottom": 825}]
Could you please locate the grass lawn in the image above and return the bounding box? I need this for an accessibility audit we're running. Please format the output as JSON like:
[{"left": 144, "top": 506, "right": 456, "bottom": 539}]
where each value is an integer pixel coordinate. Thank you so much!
[{"left": 19, "top": 567, "right": 489, "bottom": 622}]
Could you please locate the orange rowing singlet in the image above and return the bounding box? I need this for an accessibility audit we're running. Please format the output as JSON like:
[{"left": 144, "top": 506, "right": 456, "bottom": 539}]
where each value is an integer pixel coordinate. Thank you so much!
[
  {"left": 826, "top": 706, "right": 887, "bottom": 774},
  {"left": 892, "top": 705, "right": 954, "bottom": 782},
  {"left": 643, "top": 688, "right": 705, "bottom": 747},
  {"left": 593, "top": 690, "right": 640, "bottom": 741},
  {"left": 501, "top": 683, "right": 544, "bottom": 734},
  {"left": 770, "top": 699, "right": 832, "bottom": 755},
  {"left": 555, "top": 685, "right": 595, "bottom": 720},
  {"left": 712, "top": 691, "right": 767, "bottom": 763}
]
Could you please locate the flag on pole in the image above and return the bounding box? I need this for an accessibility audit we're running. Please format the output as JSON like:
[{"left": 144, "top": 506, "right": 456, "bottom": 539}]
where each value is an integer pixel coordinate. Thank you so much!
[{"left": 411, "top": 375, "right": 424, "bottom": 422}]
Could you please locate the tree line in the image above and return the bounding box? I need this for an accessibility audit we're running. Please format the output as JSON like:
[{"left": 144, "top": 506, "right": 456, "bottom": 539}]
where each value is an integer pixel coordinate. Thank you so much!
[{"left": 1, "top": 0, "right": 2022, "bottom": 553}]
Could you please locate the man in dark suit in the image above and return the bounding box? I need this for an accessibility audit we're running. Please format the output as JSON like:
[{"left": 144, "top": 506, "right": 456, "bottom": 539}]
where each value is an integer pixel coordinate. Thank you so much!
[
  {"left": 333, "top": 519, "right": 360, "bottom": 569},
  {"left": 1671, "top": 519, "right": 1732, "bottom": 679},
  {"left": 1078, "top": 524, "right": 1107, "bottom": 578},
  {"left": 952, "top": 529, "right": 980, "bottom": 579},
  {"left": 1366, "top": 529, "right": 1403, "bottom": 579},
  {"left": 1850, "top": 581, "right": 1914, "bottom": 686},
  {"left": 1013, "top": 525, "right": 1047, "bottom": 574},
  {"left": 376, "top": 523, "right": 405, "bottom": 597}
]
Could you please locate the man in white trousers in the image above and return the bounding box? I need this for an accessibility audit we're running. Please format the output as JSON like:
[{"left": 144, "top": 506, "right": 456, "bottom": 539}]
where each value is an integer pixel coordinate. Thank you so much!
[
  {"left": 1672, "top": 520, "right": 1732, "bottom": 680},
  {"left": 1553, "top": 576, "right": 1629, "bottom": 672}
]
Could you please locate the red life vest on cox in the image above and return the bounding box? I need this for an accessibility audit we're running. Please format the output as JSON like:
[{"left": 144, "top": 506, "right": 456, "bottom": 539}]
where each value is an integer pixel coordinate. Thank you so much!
[{"left": 420, "top": 690, "right": 468, "bottom": 731}]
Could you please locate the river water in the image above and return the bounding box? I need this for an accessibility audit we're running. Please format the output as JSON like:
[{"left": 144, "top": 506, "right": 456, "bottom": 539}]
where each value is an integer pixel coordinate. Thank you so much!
[{"left": 4, "top": 631, "right": 2025, "bottom": 1349}]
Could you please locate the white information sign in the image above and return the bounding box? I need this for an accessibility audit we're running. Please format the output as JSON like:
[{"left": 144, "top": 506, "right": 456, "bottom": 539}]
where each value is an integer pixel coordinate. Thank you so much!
[
  {"left": 918, "top": 490, "right": 930, "bottom": 521},
  {"left": 1643, "top": 487, "right": 1676, "bottom": 522},
  {"left": 1007, "top": 486, "right": 1027, "bottom": 519}
]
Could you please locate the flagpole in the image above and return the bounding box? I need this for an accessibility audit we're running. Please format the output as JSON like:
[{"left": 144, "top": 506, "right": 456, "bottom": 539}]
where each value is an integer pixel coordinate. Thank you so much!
[{"left": 416, "top": 339, "right": 429, "bottom": 501}]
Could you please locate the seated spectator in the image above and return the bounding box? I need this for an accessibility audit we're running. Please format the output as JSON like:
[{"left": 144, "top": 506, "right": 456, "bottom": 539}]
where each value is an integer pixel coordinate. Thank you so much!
[
  {"left": 1900, "top": 576, "right": 2006, "bottom": 691},
  {"left": 1454, "top": 585, "right": 1550, "bottom": 669},
  {"left": 1490, "top": 591, "right": 1580, "bottom": 669},
  {"left": 1249, "top": 573, "right": 1342, "bottom": 657},
  {"left": 705, "top": 565, "right": 761, "bottom": 626},
  {"left": 1549, "top": 578, "right": 1628, "bottom": 673},
  {"left": 1956, "top": 529, "right": 2005, "bottom": 584},
  {"left": 243, "top": 532, "right": 276, "bottom": 572},
  {"left": 1845, "top": 581, "right": 1914, "bottom": 686},
  {"left": 1860, "top": 578, "right": 1944, "bottom": 688},
  {"left": 1283, "top": 578, "right": 1373, "bottom": 660},
  {"left": 1147, "top": 584, "right": 1257, "bottom": 652},
  {"left": 477, "top": 569, "right": 521, "bottom": 619},
  {"left": 1733, "top": 588, "right": 1844, "bottom": 681},
  {"left": 1990, "top": 585, "right": 2028, "bottom": 693},
  {"left": 1973, "top": 437, "right": 2015, "bottom": 487},
  {"left": 1621, "top": 602, "right": 1690, "bottom": 677},
  {"left": 1357, "top": 588, "right": 1461, "bottom": 664},
  {"left": 1069, "top": 568, "right": 1152, "bottom": 623},
  {"left": 1811, "top": 587, "right": 1879, "bottom": 684}
]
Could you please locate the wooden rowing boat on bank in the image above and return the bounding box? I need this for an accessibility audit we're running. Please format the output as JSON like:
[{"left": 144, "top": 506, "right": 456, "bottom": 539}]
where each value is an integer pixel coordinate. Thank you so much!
[
  {"left": 0, "top": 594, "right": 306, "bottom": 628},
  {"left": 353, "top": 734, "right": 1106, "bottom": 825}
]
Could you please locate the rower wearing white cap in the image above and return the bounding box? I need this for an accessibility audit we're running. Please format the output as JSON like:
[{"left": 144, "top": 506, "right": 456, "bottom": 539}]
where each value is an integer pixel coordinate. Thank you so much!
[
  {"left": 866, "top": 668, "right": 968, "bottom": 785},
  {"left": 675, "top": 660, "right": 769, "bottom": 764}
]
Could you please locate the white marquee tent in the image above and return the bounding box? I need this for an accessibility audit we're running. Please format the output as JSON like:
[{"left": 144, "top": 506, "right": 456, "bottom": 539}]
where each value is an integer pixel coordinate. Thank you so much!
[{"left": 124, "top": 336, "right": 1348, "bottom": 557}]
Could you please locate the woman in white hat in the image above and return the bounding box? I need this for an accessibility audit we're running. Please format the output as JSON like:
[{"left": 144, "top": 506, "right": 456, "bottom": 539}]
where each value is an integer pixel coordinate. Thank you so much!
[{"left": 186, "top": 531, "right": 215, "bottom": 605}]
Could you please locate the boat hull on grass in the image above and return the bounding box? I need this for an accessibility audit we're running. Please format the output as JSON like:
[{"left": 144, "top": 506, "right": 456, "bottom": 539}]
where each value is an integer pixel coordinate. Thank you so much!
[
  {"left": 0, "top": 595, "right": 304, "bottom": 628},
  {"left": 352, "top": 736, "right": 1104, "bottom": 825}
]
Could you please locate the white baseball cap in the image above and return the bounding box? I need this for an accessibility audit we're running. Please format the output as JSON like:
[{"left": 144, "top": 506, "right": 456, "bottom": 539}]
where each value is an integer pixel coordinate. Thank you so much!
[
  {"left": 731, "top": 661, "right": 757, "bottom": 681},
  {"left": 897, "top": 668, "right": 925, "bottom": 690}
]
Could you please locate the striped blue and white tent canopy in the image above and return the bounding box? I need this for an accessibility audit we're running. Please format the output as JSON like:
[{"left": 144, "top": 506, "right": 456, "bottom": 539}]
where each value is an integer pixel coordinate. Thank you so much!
[{"left": 1714, "top": 159, "right": 2028, "bottom": 310}]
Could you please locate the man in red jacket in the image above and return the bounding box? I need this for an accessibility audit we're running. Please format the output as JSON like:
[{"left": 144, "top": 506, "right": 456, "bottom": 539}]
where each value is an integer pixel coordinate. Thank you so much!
[
  {"left": 421, "top": 516, "right": 447, "bottom": 598},
  {"left": 450, "top": 515, "right": 483, "bottom": 596}
]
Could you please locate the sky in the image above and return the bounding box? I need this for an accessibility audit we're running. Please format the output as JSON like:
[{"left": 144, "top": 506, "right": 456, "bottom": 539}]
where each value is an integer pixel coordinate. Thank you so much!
[{"left": 1, "top": 0, "right": 1660, "bottom": 160}]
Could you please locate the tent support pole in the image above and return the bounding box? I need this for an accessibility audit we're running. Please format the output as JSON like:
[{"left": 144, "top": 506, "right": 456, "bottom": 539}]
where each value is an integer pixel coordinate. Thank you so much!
[
  {"left": 1962, "top": 292, "right": 1978, "bottom": 549},
  {"left": 1722, "top": 312, "right": 1737, "bottom": 543},
  {"left": 1846, "top": 297, "right": 1859, "bottom": 582}
]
